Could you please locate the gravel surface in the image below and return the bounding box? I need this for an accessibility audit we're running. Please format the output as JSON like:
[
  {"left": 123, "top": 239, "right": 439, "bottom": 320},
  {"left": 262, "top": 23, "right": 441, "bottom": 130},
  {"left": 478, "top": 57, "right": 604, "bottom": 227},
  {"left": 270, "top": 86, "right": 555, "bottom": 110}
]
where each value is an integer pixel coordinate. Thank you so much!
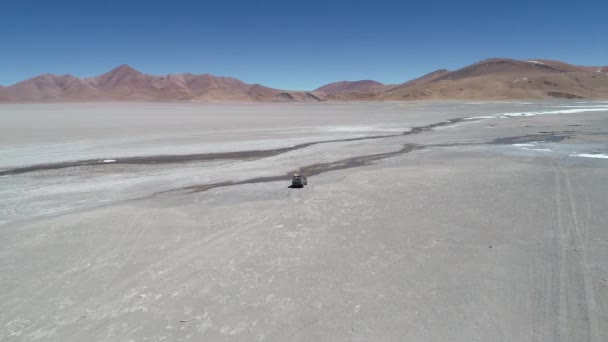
[{"left": 1, "top": 102, "right": 607, "bottom": 341}]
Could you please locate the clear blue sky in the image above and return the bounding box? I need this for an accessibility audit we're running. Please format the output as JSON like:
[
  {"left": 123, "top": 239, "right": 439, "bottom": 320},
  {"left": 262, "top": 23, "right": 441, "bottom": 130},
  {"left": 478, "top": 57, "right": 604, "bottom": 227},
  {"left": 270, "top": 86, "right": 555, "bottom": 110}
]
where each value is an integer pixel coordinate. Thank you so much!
[{"left": 1, "top": 0, "right": 606, "bottom": 90}]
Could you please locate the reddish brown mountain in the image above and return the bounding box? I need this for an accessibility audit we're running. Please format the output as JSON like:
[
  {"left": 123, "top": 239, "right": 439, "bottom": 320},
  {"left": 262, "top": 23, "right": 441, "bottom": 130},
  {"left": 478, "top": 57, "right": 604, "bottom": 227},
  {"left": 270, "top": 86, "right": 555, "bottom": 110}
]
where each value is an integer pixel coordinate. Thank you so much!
[
  {"left": 0, "top": 65, "right": 325, "bottom": 102},
  {"left": 0, "top": 74, "right": 100, "bottom": 101},
  {"left": 388, "top": 69, "right": 450, "bottom": 91},
  {"left": 314, "top": 80, "right": 383, "bottom": 94},
  {"left": 380, "top": 58, "right": 608, "bottom": 100},
  {"left": 1, "top": 59, "right": 607, "bottom": 102}
]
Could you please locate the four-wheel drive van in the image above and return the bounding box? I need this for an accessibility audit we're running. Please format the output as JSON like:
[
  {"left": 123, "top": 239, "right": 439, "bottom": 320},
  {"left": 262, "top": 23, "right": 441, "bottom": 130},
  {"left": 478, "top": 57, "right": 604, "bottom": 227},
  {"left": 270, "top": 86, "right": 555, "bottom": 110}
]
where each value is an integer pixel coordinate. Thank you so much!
[{"left": 291, "top": 174, "right": 308, "bottom": 188}]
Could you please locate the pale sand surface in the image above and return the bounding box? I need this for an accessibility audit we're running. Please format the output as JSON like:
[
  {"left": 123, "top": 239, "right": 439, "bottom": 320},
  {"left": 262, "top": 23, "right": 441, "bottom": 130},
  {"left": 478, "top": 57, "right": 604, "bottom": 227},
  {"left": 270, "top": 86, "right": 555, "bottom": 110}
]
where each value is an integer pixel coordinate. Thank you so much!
[{"left": 1, "top": 102, "right": 607, "bottom": 341}]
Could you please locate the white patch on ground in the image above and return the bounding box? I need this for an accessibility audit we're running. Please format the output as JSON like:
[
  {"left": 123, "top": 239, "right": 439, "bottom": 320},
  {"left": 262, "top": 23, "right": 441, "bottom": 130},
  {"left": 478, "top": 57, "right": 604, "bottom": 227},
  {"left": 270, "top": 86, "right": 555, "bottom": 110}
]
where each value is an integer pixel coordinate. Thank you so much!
[
  {"left": 512, "top": 143, "right": 553, "bottom": 153},
  {"left": 423, "top": 239, "right": 441, "bottom": 249},
  {"left": 526, "top": 60, "right": 545, "bottom": 65},
  {"left": 570, "top": 153, "right": 608, "bottom": 159},
  {"left": 470, "top": 105, "right": 608, "bottom": 119},
  {"left": 323, "top": 125, "right": 409, "bottom": 133},
  {"left": 102, "top": 159, "right": 116, "bottom": 163},
  {"left": 553, "top": 104, "right": 608, "bottom": 108},
  {"left": 512, "top": 77, "right": 528, "bottom": 84}
]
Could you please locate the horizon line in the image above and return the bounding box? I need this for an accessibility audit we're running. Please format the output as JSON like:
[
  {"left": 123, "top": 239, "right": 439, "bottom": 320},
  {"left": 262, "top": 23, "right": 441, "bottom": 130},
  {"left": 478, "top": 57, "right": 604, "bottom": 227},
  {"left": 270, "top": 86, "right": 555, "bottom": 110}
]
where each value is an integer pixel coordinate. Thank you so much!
[{"left": 1, "top": 56, "right": 605, "bottom": 90}]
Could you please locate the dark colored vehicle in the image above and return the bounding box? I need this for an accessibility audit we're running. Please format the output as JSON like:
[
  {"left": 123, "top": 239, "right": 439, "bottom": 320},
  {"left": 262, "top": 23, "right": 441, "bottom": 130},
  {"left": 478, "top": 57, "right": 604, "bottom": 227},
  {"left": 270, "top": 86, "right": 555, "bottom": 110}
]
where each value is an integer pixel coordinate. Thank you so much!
[{"left": 291, "top": 174, "right": 308, "bottom": 188}]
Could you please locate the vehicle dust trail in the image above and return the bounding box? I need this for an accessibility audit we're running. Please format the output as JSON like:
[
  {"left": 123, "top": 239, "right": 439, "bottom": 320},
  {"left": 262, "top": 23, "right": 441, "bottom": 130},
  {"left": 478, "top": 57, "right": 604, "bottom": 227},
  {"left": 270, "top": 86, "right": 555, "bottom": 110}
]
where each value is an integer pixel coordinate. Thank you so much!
[{"left": 0, "top": 118, "right": 468, "bottom": 177}]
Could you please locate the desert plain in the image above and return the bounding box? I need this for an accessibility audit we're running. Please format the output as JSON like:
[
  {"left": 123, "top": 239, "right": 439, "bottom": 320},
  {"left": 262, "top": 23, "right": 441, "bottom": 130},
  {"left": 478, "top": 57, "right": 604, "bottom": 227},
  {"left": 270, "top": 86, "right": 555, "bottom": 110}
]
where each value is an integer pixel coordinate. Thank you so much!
[{"left": 1, "top": 101, "right": 607, "bottom": 341}]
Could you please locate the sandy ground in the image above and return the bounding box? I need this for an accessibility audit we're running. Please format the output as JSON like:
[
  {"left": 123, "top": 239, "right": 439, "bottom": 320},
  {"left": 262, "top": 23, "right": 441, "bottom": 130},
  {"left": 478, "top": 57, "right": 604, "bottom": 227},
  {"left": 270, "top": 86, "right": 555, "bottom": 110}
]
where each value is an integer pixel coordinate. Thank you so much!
[{"left": 1, "top": 102, "right": 607, "bottom": 341}]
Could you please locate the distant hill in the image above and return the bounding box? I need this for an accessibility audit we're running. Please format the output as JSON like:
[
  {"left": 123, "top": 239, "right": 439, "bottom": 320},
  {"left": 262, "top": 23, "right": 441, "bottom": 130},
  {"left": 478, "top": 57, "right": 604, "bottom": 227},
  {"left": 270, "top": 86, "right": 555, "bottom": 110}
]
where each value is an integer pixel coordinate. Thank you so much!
[
  {"left": 314, "top": 80, "right": 384, "bottom": 94},
  {"left": 380, "top": 58, "right": 608, "bottom": 100},
  {"left": 1, "top": 58, "right": 607, "bottom": 102},
  {"left": 312, "top": 80, "right": 392, "bottom": 101},
  {"left": 0, "top": 65, "right": 325, "bottom": 103}
]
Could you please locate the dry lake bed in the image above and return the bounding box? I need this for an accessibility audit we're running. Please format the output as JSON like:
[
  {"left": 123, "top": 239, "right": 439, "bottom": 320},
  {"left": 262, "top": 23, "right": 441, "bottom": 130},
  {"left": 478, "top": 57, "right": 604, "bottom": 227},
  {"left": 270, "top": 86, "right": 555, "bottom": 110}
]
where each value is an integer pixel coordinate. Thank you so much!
[{"left": 1, "top": 101, "right": 608, "bottom": 341}]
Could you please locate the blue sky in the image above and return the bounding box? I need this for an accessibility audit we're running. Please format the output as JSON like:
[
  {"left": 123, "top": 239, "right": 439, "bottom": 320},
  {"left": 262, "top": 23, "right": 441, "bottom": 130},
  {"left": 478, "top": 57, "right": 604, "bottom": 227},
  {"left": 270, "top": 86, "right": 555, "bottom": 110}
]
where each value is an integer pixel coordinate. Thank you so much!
[{"left": 1, "top": 0, "right": 606, "bottom": 90}]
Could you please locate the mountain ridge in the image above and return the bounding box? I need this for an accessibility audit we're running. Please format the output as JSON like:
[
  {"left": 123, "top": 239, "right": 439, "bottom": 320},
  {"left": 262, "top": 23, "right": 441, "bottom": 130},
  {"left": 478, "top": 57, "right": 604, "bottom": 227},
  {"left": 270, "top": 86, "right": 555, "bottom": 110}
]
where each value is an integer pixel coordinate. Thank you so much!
[
  {"left": 314, "top": 80, "right": 384, "bottom": 94},
  {"left": 1, "top": 58, "right": 607, "bottom": 102},
  {"left": 379, "top": 58, "right": 608, "bottom": 101},
  {"left": 0, "top": 65, "right": 326, "bottom": 103}
]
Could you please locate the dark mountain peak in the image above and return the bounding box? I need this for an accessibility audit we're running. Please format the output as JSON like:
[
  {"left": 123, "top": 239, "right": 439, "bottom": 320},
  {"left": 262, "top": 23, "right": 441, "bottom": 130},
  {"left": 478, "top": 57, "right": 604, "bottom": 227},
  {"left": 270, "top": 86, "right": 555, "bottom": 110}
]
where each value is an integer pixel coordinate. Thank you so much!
[
  {"left": 97, "top": 64, "right": 143, "bottom": 79},
  {"left": 111, "top": 64, "right": 140, "bottom": 74},
  {"left": 93, "top": 64, "right": 147, "bottom": 88}
]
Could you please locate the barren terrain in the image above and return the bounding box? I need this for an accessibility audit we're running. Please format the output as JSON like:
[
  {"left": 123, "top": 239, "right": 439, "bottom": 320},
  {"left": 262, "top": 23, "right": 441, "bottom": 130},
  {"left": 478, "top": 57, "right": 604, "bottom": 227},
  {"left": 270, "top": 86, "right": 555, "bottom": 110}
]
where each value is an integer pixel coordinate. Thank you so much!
[{"left": 1, "top": 101, "right": 607, "bottom": 341}]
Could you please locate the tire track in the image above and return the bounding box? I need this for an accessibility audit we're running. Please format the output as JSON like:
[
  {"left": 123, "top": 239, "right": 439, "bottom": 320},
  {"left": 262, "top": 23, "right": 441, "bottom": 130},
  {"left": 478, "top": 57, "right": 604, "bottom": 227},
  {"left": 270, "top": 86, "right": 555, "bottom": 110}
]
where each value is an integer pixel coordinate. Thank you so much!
[
  {"left": 559, "top": 160, "right": 600, "bottom": 342},
  {"left": 552, "top": 160, "right": 568, "bottom": 341},
  {"left": 544, "top": 159, "right": 600, "bottom": 342}
]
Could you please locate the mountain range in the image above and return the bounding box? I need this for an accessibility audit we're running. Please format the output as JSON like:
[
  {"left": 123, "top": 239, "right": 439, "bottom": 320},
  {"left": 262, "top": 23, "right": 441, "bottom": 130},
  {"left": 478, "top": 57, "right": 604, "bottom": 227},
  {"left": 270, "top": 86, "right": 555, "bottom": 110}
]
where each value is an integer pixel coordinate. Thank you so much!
[{"left": 1, "top": 58, "right": 607, "bottom": 102}]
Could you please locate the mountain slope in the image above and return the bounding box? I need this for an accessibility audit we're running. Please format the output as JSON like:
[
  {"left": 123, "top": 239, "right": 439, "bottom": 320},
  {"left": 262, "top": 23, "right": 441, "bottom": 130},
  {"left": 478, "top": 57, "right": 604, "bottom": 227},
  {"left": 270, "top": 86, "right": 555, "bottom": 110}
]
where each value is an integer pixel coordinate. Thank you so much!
[
  {"left": 1, "top": 59, "right": 607, "bottom": 102},
  {"left": 315, "top": 80, "right": 383, "bottom": 94},
  {"left": 387, "top": 69, "right": 450, "bottom": 91},
  {"left": 0, "top": 65, "right": 325, "bottom": 103},
  {"left": 1, "top": 74, "right": 100, "bottom": 101},
  {"left": 380, "top": 58, "right": 608, "bottom": 100}
]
